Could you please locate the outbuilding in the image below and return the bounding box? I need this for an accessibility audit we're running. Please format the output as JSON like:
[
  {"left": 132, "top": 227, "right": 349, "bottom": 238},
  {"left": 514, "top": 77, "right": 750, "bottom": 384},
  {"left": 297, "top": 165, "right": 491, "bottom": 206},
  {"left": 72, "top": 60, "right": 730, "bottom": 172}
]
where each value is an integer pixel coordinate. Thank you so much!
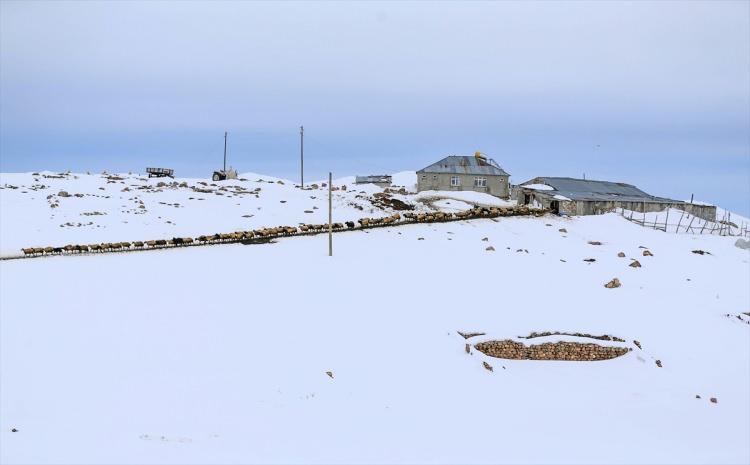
[
  {"left": 355, "top": 175, "right": 392, "bottom": 188},
  {"left": 416, "top": 152, "right": 510, "bottom": 198},
  {"left": 517, "top": 177, "right": 716, "bottom": 221}
]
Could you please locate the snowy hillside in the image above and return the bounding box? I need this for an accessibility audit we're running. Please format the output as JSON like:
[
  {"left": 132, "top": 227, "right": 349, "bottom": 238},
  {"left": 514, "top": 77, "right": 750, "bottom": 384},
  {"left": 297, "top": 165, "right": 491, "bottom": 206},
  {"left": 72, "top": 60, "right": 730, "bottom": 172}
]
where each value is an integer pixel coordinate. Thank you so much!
[
  {"left": 0, "top": 171, "right": 748, "bottom": 464},
  {"left": 0, "top": 170, "right": 502, "bottom": 255}
]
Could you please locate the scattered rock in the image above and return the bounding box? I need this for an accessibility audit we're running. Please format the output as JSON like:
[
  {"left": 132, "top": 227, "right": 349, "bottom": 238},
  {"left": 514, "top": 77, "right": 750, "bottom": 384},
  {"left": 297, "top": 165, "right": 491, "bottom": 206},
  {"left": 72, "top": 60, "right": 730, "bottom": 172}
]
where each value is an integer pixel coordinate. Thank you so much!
[
  {"left": 691, "top": 249, "right": 711, "bottom": 255},
  {"left": 583, "top": 258, "right": 596, "bottom": 263},
  {"left": 710, "top": 397, "right": 717, "bottom": 404},
  {"left": 11, "top": 428, "right": 18, "bottom": 433},
  {"left": 326, "top": 371, "right": 334, "bottom": 379},
  {"left": 617, "top": 252, "right": 626, "bottom": 257},
  {"left": 604, "top": 278, "right": 621, "bottom": 289},
  {"left": 559, "top": 228, "right": 567, "bottom": 233},
  {"left": 629, "top": 260, "right": 642, "bottom": 268},
  {"left": 58, "top": 191, "right": 70, "bottom": 197},
  {"left": 481, "top": 237, "right": 488, "bottom": 241},
  {"left": 633, "top": 340, "right": 642, "bottom": 350},
  {"left": 417, "top": 237, "right": 424, "bottom": 241},
  {"left": 643, "top": 250, "right": 653, "bottom": 256},
  {"left": 588, "top": 241, "right": 602, "bottom": 245},
  {"left": 304, "top": 210, "right": 313, "bottom": 214},
  {"left": 279, "top": 200, "right": 286, "bottom": 203},
  {"left": 486, "top": 246, "right": 495, "bottom": 251},
  {"left": 655, "top": 360, "right": 662, "bottom": 368},
  {"left": 695, "top": 395, "right": 701, "bottom": 399},
  {"left": 482, "top": 361, "right": 493, "bottom": 372},
  {"left": 465, "top": 344, "right": 471, "bottom": 354},
  {"left": 734, "top": 238, "right": 750, "bottom": 250}
]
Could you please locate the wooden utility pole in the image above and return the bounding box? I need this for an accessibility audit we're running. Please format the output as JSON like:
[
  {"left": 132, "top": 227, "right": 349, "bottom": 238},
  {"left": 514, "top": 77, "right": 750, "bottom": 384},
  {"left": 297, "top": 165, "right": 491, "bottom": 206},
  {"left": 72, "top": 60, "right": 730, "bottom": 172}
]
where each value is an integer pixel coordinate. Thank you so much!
[
  {"left": 223, "top": 131, "right": 228, "bottom": 172},
  {"left": 328, "top": 172, "right": 333, "bottom": 256},
  {"left": 300, "top": 126, "right": 304, "bottom": 188}
]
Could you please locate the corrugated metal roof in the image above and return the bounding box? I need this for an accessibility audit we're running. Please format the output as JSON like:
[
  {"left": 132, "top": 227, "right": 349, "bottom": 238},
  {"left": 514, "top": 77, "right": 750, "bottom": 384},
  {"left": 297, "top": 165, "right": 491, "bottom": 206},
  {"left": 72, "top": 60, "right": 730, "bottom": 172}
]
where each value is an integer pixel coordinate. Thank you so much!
[
  {"left": 417, "top": 156, "right": 510, "bottom": 176},
  {"left": 520, "top": 177, "right": 679, "bottom": 203}
]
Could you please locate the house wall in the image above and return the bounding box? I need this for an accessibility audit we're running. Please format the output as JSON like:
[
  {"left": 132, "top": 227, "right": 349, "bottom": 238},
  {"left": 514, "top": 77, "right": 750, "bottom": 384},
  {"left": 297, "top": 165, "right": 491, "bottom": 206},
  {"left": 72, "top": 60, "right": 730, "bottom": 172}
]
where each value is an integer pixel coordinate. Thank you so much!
[
  {"left": 517, "top": 190, "right": 717, "bottom": 221},
  {"left": 355, "top": 181, "right": 391, "bottom": 188},
  {"left": 417, "top": 173, "right": 509, "bottom": 198}
]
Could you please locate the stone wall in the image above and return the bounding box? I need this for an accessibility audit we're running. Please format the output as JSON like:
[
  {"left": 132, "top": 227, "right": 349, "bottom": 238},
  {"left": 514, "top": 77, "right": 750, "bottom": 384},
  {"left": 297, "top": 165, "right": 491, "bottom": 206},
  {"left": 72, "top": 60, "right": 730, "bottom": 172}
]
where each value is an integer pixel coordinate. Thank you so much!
[{"left": 475, "top": 339, "right": 630, "bottom": 361}]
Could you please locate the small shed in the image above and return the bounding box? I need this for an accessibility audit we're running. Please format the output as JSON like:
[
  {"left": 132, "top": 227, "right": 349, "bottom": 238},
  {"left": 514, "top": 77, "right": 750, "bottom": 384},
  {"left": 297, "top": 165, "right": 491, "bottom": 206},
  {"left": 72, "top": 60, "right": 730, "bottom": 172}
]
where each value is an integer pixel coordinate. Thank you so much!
[
  {"left": 517, "top": 177, "right": 716, "bottom": 221},
  {"left": 355, "top": 175, "right": 392, "bottom": 188}
]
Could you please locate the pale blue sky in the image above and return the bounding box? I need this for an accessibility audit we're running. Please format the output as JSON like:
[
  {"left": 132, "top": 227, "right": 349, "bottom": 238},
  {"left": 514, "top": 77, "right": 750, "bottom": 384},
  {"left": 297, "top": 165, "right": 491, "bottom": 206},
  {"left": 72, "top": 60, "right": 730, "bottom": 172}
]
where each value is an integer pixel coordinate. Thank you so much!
[{"left": 1, "top": 1, "right": 748, "bottom": 214}]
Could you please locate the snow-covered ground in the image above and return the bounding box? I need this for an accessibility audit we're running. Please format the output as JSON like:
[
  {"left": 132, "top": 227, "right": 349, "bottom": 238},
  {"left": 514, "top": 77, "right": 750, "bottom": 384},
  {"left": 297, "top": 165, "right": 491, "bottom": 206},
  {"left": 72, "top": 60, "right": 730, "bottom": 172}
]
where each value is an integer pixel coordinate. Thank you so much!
[{"left": 1, "top": 172, "right": 749, "bottom": 464}]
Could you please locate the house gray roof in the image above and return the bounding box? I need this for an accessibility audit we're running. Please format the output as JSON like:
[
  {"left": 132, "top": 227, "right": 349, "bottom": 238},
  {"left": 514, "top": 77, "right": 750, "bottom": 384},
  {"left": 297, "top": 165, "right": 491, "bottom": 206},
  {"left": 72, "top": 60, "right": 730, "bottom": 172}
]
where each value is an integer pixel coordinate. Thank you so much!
[
  {"left": 520, "top": 177, "right": 678, "bottom": 203},
  {"left": 417, "top": 156, "right": 510, "bottom": 177}
]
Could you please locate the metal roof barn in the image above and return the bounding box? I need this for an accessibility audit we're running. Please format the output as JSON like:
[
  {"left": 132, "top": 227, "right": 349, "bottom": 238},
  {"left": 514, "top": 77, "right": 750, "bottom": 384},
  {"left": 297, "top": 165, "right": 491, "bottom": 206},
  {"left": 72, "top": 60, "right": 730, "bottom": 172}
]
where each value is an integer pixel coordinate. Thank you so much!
[{"left": 521, "top": 177, "right": 675, "bottom": 203}]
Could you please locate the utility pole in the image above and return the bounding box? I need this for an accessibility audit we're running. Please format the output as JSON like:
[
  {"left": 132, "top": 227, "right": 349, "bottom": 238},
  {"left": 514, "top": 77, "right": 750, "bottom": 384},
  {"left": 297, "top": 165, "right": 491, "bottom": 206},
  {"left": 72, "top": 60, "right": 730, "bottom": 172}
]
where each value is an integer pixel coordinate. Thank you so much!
[
  {"left": 300, "top": 126, "right": 304, "bottom": 188},
  {"left": 223, "top": 131, "right": 228, "bottom": 172},
  {"left": 328, "top": 172, "right": 333, "bottom": 257}
]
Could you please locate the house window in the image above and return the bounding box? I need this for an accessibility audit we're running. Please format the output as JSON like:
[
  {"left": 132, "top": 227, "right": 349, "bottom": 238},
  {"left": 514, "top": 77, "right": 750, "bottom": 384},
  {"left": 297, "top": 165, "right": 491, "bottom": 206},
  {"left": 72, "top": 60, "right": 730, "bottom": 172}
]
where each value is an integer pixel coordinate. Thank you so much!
[
  {"left": 432, "top": 175, "right": 437, "bottom": 180},
  {"left": 474, "top": 177, "right": 487, "bottom": 187},
  {"left": 421, "top": 175, "right": 426, "bottom": 181},
  {"left": 450, "top": 176, "right": 460, "bottom": 186}
]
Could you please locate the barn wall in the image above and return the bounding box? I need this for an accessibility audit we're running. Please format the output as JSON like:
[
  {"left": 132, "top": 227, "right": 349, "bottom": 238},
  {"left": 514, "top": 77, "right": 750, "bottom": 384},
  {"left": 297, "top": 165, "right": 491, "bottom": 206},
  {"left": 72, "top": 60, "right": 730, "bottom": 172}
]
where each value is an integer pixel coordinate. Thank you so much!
[{"left": 516, "top": 190, "right": 717, "bottom": 221}]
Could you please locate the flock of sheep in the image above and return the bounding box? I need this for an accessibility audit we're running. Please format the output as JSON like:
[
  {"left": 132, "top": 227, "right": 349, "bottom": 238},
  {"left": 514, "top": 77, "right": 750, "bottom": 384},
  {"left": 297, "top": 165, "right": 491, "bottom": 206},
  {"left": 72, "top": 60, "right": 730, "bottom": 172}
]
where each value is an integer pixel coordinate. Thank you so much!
[{"left": 18, "top": 205, "right": 542, "bottom": 257}]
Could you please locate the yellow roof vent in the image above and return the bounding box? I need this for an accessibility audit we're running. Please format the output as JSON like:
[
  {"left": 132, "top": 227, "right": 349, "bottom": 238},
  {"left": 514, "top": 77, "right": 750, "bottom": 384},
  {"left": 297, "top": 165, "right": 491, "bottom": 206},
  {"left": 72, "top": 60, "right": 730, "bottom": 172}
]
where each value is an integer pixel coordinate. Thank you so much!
[{"left": 474, "top": 151, "right": 487, "bottom": 160}]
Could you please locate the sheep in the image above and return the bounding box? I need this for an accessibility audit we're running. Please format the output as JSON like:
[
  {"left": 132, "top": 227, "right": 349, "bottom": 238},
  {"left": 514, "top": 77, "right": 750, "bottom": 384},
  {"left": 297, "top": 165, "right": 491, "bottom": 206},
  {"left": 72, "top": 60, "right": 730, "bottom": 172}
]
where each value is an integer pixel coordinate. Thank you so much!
[
  {"left": 146, "top": 240, "right": 156, "bottom": 247},
  {"left": 182, "top": 237, "right": 194, "bottom": 244},
  {"left": 22, "top": 248, "right": 35, "bottom": 256},
  {"left": 89, "top": 244, "right": 101, "bottom": 252},
  {"left": 155, "top": 239, "right": 167, "bottom": 246},
  {"left": 346, "top": 221, "right": 355, "bottom": 229},
  {"left": 133, "top": 241, "right": 144, "bottom": 248}
]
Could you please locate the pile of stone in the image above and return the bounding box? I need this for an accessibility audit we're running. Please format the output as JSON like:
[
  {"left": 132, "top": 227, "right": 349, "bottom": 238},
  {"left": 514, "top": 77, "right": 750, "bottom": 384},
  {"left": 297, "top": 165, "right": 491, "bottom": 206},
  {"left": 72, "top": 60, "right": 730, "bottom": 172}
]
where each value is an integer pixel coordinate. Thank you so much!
[{"left": 475, "top": 339, "right": 629, "bottom": 361}]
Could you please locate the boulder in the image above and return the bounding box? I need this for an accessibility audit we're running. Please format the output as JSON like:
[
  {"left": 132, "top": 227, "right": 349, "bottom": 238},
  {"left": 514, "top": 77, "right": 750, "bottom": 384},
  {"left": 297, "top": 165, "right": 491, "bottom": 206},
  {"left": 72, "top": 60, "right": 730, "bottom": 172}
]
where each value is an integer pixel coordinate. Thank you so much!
[{"left": 604, "top": 278, "right": 621, "bottom": 289}]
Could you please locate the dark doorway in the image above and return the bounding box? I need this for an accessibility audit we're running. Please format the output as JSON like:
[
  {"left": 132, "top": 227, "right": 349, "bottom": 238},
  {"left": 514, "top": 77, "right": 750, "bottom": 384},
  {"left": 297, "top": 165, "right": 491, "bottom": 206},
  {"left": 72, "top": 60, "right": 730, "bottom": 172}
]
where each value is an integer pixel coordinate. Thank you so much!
[
  {"left": 524, "top": 194, "right": 531, "bottom": 204},
  {"left": 550, "top": 200, "right": 560, "bottom": 214}
]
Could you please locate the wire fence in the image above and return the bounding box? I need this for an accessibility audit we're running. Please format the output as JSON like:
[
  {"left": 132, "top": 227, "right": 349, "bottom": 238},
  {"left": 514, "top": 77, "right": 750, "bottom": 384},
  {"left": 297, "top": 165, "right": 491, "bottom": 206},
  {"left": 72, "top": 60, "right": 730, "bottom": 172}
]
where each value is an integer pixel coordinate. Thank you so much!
[{"left": 617, "top": 208, "right": 750, "bottom": 237}]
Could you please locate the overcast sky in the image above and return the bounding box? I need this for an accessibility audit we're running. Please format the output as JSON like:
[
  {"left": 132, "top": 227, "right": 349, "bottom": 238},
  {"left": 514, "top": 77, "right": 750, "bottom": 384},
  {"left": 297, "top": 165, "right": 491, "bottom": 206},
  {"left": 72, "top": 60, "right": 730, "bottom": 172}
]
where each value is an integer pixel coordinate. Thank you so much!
[{"left": 1, "top": 1, "right": 748, "bottom": 213}]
